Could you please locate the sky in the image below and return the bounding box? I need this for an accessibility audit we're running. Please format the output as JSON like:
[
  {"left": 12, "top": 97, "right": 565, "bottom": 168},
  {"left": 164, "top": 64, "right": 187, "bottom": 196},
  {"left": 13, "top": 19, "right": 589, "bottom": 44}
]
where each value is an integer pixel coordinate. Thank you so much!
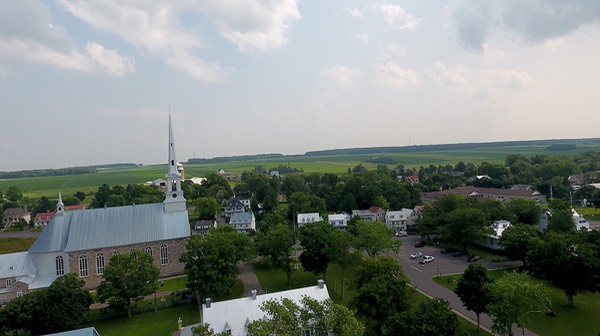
[{"left": 1, "top": 0, "right": 600, "bottom": 172}]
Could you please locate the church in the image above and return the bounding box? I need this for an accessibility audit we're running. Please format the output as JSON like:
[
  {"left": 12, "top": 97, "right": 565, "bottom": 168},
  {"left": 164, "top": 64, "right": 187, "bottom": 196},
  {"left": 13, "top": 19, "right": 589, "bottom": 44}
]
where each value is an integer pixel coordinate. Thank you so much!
[{"left": 0, "top": 117, "right": 191, "bottom": 304}]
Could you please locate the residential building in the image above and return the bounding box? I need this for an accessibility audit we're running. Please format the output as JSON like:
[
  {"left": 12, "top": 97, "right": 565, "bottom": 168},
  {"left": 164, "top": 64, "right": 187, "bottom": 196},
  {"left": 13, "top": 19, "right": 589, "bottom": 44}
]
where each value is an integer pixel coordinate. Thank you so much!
[
  {"left": 224, "top": 198, "right": 250, "bottom": 217},
  {"left": 193, "top": 219, "right": 216, "bottom": 236},
  {"left": 229, "top": 212, "right": 256, "bottom": 234},
  {"left": 0, "top": 117, "right": 190, "bottom": 303},
  {"left": 328, "top": 213, "right": 349, "bottom": 230},
  {"left": 352, "top": 206, "right": 386, "bottom": 222},
  {"left": 539, "top": 208, "right": 591, "bottom": 233},
  {"left": 385, "top": 208, "right": 416, "bottom": 233},
  {"left": 2, "top": 207, "right": 30, "bottom": 228},
  {"left": 34, "top": 211, "right": 56, "bottom": 228},
  {"left": 480, "top": 220, "right": 512, "bottom": 251},
  {"left": 297, "top": 213, "right": 323, "bottom": 227},
  {"left": 276, "top": 193, "right": 288, "bottom": 203},
  {"left": 180, "top": 280, "right": 330, "bottom": 336},
  {"left": 421, "top": 186, "right": 547, "bottom": 204},
  {"left": 43, "top": 327, "right": 100, "bottom": 336}
]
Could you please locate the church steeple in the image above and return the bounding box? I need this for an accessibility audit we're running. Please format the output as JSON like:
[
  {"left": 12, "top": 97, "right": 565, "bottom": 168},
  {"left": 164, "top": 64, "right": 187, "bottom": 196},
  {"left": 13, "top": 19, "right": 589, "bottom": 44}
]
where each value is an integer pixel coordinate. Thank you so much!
[
  {"left": 56, "top": 190, "right": 65, "bottom": 215},
  {"left": 163, "top": 114, "right": 186, "bottom": 213}
]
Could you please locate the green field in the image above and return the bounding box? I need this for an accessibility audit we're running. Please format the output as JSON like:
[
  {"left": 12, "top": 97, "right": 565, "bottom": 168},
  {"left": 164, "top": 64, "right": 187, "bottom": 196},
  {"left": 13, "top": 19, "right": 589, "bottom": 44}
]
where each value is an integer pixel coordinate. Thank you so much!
[{"left": 3, "top": 142, "right": 600, "bottom": 198}]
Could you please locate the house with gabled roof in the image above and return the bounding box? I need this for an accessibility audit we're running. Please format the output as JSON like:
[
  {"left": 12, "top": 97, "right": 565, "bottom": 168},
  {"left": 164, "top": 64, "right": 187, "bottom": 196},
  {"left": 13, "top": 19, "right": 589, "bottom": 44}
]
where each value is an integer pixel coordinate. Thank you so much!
[
  {"left": 3, "top": 207, "right": 31, "bottom": 228},
  {"left": 297, "top": 213, "right": 323, "bottom": 227},
  {"left": 328, "top": 213, "right": 349, "bottom": 230},
  {"left": 0, "top": 117, "right": 190, "bottom": 303},
  {"left": 229, "top": 212, "right": 256, "bottom": 234},
  {"left": 352, "top": 206, "right": 386, "bottom": 223}
]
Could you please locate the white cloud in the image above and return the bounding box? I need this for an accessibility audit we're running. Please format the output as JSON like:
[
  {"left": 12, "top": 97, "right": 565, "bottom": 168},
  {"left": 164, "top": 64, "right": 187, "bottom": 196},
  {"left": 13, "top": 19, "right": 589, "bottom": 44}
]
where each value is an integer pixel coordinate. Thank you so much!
[
  {"left": 197, "top": 0, "right": 302, "bottom": 53},
  {"left": 354, "top": 33, "right": 369, "bottom": 44},
  {"left": 387, "top": 43, "right": 406, "bottom": 55},
  {"left": 373, "top": 62, "right": 420, "bottom": 91},
  {"left": 85, "top": 42, "right": 135, "bottom": 76},
  {"left": 428, "top": 61, "right": 537, "bottom": 96},
  {"left": 374, "top": 3, "right": 420, "bottom": 31},
  {"left": 320, "top": 65, "right": 362, "bottom": 89},
  {"left": 347, "top": 8, "right": 363, "bottom": 18}
]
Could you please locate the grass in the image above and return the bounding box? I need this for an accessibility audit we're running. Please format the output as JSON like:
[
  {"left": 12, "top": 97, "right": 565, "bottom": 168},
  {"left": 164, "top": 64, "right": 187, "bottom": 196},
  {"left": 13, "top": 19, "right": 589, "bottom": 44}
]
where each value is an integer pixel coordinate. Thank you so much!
[
  {"left": 0, "top": 237, "right": 36, "bottom": 254},
  {"left": 157, "top": 275, "right": 188, "bottom": 292},
  {"left": 573, "top": 206, "right": 600, "bottom": 221},
  {"left": 433, "top": 270, "right": 600, "bottom": 336}
]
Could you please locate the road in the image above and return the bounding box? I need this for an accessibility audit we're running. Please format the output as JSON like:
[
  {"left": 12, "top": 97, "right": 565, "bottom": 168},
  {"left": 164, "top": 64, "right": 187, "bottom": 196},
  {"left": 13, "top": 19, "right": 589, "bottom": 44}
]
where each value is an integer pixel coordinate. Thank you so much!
[
  {"left": 0, "top": 230, "right": 41, "bottom": 238},
  {"left": 394, "top": 236, "right": 539, "bottom": 336}
]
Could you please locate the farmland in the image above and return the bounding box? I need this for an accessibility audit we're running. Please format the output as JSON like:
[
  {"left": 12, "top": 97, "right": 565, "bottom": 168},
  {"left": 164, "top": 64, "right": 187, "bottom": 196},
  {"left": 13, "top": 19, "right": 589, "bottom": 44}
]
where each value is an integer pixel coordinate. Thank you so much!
[{"left": 2, "top": 139, "right": 600, "bottom": 198}]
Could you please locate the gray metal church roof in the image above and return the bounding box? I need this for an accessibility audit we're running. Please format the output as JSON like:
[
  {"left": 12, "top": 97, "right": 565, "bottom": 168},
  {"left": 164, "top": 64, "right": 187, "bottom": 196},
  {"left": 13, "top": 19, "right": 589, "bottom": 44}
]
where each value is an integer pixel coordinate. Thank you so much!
[
  {"left": 0, "top": 252, "right": 35, "bottom": 279},
  {"left": 29, "top": 203, "right": 190, "bottom": 253}
]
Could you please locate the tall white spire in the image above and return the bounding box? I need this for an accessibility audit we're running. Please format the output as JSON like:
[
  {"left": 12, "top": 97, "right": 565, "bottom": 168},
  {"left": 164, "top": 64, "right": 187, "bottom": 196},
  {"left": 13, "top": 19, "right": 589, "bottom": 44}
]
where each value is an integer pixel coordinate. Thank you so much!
[
  {"left": 163, "top": 114, "right": 186, "bottom": 213},
  {"left": 56, "top": 190, "right": 65, "bottom": 215}
]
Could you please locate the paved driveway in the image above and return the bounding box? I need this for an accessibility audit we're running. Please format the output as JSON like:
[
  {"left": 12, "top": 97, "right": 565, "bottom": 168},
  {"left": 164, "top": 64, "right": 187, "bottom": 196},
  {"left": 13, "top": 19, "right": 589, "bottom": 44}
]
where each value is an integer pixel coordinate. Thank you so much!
[{"left": 393, "top": 236, "right": 539, "bottom": 336}]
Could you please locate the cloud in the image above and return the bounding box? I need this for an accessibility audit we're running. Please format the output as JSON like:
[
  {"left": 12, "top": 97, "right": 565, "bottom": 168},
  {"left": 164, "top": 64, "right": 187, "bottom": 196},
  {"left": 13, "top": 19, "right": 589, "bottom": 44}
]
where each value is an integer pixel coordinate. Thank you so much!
[
  {"left": 373, "top": 62, "right": 420, "bottom": 91},
  {"left": 354, "top": 33, "right": 369, "bottom": 44},
  {"left": 85, "top": 42, "right": 135, "bottom": 76},
  {"left": 453, "top": 1, "right": 492, "bottom": 51},
  {"left": 196, "top": 0, "right": 302, "bottom": 53},
  {"left": 374, "top": 3, "right": 420, "bottom": 31},
  {"left": 347, "top": 8, "right": 363, "bottom": 18},
  {"left": 320, "top": 65, "right": 362, "bottom": 89},
  {"left": 428, "top": 61, "right": 537, "bottom": 96},
  {"left": 502, "top": 0, "right": 600, "bottom": 42}
]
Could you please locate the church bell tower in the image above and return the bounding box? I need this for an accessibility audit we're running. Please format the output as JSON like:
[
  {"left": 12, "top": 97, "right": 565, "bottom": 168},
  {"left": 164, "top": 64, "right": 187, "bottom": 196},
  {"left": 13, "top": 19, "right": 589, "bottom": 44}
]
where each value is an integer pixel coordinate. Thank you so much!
[{"left": 163, "top": 115, "right": 187, "bottom": 213}]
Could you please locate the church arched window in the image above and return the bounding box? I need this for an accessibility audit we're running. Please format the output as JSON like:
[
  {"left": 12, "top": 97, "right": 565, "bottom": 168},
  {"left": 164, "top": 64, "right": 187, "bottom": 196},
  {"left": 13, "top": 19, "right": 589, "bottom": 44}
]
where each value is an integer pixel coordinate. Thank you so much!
[
  {"left": 145, "top": 246, "right": 153, "bottom": 256},
  {"left": 96, "top": 253, "right": 105, "bottom": 275},
  {"left": 160, "top": 245, "right": 168, "bottom": 265},
  {"left": 79, "top": 255, "right": 89, "bottom": 277},
  {"left": 16, "top": 290, "right": 23, "bottom": 298},
  {"left": 56, "top": 256, "right": 65, "bottom": 276}
]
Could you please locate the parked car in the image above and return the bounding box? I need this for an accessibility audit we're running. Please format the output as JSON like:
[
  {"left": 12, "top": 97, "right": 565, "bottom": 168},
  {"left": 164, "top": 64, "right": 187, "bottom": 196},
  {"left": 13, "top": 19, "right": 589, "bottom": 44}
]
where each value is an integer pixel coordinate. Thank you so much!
[
  {"left": 410, "top": 251, "right": 423, "bottom": 259},
  {"left": 452, "top": 251, "right": 463, "bottom": 257},
  {"left": 467, "top": 255, "right": 481, "bottom": 262},
  {"left": 414, "top": 240, "right": 425, "bottom": 248},
  {"left": 420, "top": 255, "right": 435, "bottom": 264},
  {"left": 395, "top": 230, "right": 408, "bottom": 237},
  {"left": 440, "top": 247, "right": 457, "bottom": 254}
]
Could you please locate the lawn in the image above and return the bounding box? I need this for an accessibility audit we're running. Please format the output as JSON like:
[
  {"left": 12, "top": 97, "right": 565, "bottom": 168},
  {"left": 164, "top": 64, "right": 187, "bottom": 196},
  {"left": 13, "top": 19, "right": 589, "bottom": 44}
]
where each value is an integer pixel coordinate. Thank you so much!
[
  {"left": 433, "top": 270, "right": 600, "bottom": 335},
  {"left": 0, "top": 237, "right": 36, "bottom": 254}
]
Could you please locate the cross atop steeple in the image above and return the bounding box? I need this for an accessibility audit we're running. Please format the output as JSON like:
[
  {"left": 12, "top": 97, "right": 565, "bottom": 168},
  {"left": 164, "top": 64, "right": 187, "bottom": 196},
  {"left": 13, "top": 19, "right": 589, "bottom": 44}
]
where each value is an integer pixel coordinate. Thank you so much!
[{"left": 56, "top": 190, "right": 65, "bottom": 215}]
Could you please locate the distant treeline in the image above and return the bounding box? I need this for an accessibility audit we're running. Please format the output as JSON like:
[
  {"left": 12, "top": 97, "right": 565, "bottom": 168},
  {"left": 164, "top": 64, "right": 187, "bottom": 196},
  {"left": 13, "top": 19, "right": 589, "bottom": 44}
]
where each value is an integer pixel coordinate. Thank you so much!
[
  {"left": 187, "top": 154, "right": 287, "bottom": 164},
  {"left": 0, "top": 163, "right": 138, "bottom": 179},
  {"left": 305, "top": 138, "right": 600, "bottom": 156},
  {"left": 546, "top": 144, "right": 577, "bottom": 151}
]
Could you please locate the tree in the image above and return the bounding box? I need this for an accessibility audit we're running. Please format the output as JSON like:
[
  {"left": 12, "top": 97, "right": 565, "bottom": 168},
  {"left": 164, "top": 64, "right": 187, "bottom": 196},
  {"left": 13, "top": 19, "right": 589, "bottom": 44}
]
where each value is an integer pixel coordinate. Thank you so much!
[
  {"left": 195, "top": 197, "right": 221, "bottom": 220},
  {"left": 412, "top": 298, "right": 458, "bottom": 336},
  {"left": 5, "top": 185, "right": 23, "bottom": 204},
  {"left": 298, "top": 221, "right": 334, "bottom": 279},
  {"left": 526, "top": 231, "right": 600, "bottom": 307},
  {"left": 180, "top": 227, "right": 254, "bottom": 315},
  {"left": 455, "top": 263, "right": 494, "bottom": 330},
  {"left": 351, "top": 256, "right": 412, "bottom": 334},
  {"left": 0, "top": 273, "right": 92, "bottom": 335},
  {"left": 35, "top": 196, "right": 54, "bottom": 213},
  {"left": 247, "top": 296, "right": 365, "bottom": 336},
  {"left": 96, "top": 250, "right": 160, "bottom": 318},
  {"left": 256, "top": 223, "right": 296, "bottom": 287},
  {"left": 329, "top": 229, "right": 360, "bottom": 300},
  {"left": 546, "top": 199, "right": 575, "bottom": 233},
  {"left": 506, "top": 199, "right": 540, "bottom": 225},
  {"left": 440, "top": 207, "right": 489, "bottom": 253},
  {"left": 352, "top": 220, "right": 399, "bottom": 257},
  {"left": 499, "top": 224, "right": 539, "bottom": 262},
  {"left": 486, "top": 272, "right": 551, "bottom": 336},
  {"left": 258, "top": 213, "right": 288, "bottom": 234},
  {"left": 73, "top": 191, "right": 86, "bottom": 201}
]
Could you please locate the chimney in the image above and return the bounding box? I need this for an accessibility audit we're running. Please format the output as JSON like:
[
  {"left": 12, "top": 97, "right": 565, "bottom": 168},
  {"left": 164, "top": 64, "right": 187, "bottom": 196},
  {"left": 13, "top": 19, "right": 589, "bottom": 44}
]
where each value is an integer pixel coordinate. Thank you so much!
[
  {"left": 205, "top": 298, "right": 211, "bottom": 308},
  {"left": 251, "top": 289, "right": 257, "bottom": 300},
  {"left": 317, "top": 279, "right": 325, "bottom": 289}
]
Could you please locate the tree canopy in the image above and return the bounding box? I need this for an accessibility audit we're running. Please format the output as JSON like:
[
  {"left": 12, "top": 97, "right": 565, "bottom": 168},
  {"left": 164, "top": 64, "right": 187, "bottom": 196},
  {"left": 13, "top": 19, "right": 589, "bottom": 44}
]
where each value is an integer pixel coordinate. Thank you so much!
[{"left": 455, "top": 263, "right": 493, "bottom": 330}]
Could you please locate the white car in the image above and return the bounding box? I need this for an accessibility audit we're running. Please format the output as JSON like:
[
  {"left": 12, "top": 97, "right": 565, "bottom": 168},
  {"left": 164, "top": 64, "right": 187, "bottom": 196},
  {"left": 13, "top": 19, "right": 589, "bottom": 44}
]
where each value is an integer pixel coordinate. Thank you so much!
[
  {"left": 420, "top": 255, "right": 435, "bottom": 264},
  {"left": 410, "top": 251, "right": 423, "bottom": 259},
  {"left": 395, "top": 230, "right": 408, "bottom": 237}
]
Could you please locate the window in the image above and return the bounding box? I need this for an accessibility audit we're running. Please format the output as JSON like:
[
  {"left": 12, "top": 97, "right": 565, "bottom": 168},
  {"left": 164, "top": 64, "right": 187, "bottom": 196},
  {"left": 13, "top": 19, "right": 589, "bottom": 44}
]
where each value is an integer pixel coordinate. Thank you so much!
[
  {"left": 16, "top": 290, "right": 23, "bottom": 298},
  {"left": 145, "top": 246, "right": 153, "bottom": 256},
  {"left": 160, "top": 245, "right": 168, "bottom": 265},
  {"left": 96, "top": 253, "right": 105, "bottom": 275},
  {"left": 113, "top": 250, "right": 119, "bottom": 256},
  {"left": 79, "top": 255, "right": 89, "bottom": 277},
  {"left": 56, "top": 256, "right": 65, "bottom": 276},
  {"left": 5, "top": 279, "right": 11, "bottom": 287}
]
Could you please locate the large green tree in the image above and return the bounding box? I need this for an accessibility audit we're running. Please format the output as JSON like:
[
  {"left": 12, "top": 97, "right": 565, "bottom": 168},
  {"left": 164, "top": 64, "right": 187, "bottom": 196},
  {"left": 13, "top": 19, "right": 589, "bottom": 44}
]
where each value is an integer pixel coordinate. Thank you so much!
[
  {"left": 0, "top": 273, "right": 92, "bottom": 335},
  {"left": 498, "top": 224, "right": 539, "bottom": 263},
  {"left": 455, "top": 263, "right": 494, "bottom": 330},
  {"left": 247, "top": 297, "right": 364, "bottom": 336},
  {"left": 440, "top": 207, "right": 489, "bottom": 253},
  {"left": 351, "top": 256, "right": 412, "bottom": 334},
  {"left": 298, "top": 221, "right": 334, "bottom": 279},
  {"left": 352, "top": 220, "right": 399, "bottom": 257},
  {"left": 486, "top": 272, "right": 551, "bottom": 336},
  {"left": 96, "top": 250, "right": 160, "bottom": 318},
  {"left": 5, "top": 185, "right": 23, "bottom": 203},
  {"left": 195, "top": 197, "right": 221, "bottom": 220},
  {"left": 506, "top": 199, "right": 541, "bottom": 225},
  {"left": 255, "top": 223, "right": 296, "bottom": 287},
  {"left": 329, "top": 229, "right": 360, "bottom": 300},
  {"left": 180, "top": 227, "right": 254, "bottom": 312}
]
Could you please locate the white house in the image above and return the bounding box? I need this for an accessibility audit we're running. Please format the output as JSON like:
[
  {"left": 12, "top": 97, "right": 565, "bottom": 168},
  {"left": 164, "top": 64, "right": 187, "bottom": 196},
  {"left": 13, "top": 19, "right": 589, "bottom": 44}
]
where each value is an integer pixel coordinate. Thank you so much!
[
  {"left": 480, "top": 220, "right": 512, "bottom": 251},
  {"left": 351, "top": 206, "right": 386, "bottom": 222},
  {"left": 297, "top": 213, "right": 323, "bottom": 227},
  {"left": 385, "top": 208, "right": 415, "bottom": 233},
  {"left": 327, "top": 213, "right": 349, "bottom": 230},
  {"left": 539, "top": 208, "right": 591, "bottom": 233},
  {"left": 229, "top": 212, "right": 256, "bottom": 234},
  {"left": 180, "top": 280, "right": 330, "bottom": 336}
]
